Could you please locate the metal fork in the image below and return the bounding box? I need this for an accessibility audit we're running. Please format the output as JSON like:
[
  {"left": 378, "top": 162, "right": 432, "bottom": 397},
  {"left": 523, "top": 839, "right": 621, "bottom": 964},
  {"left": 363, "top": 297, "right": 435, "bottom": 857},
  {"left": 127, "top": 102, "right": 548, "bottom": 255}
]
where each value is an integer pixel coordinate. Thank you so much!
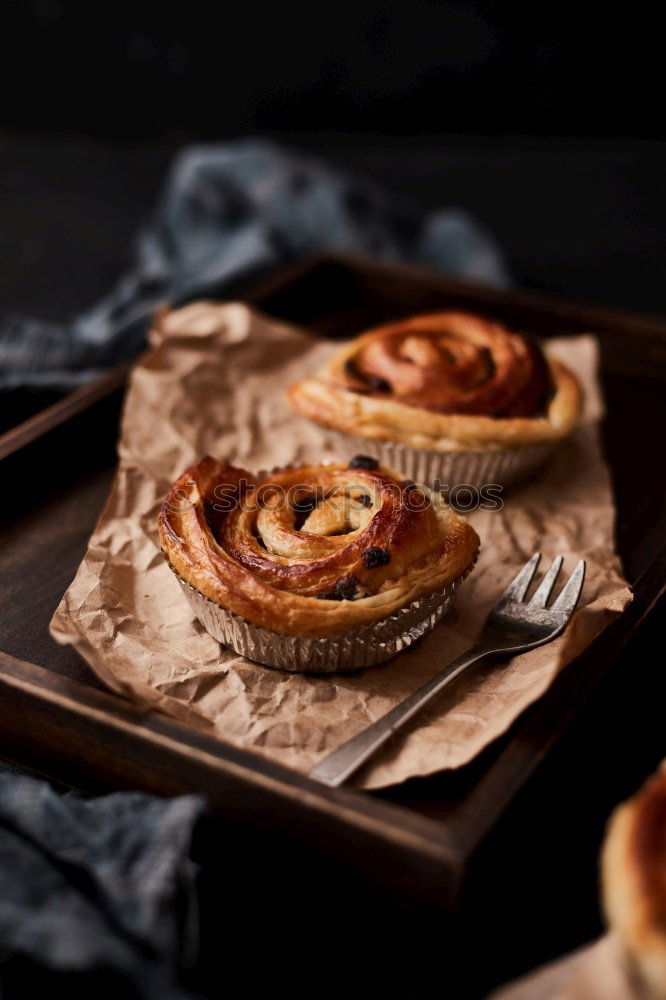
[{"left": 309, "top": 553, "right": 585, "bottom": 788}]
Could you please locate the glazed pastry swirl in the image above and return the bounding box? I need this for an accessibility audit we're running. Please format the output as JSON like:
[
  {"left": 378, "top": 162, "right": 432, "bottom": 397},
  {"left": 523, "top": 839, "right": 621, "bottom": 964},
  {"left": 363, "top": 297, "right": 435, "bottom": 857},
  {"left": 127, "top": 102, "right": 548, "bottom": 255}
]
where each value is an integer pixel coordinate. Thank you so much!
[
  {"left": 288, "top": 311, "right": 582, "bottom": 451},
  {"left": 602, "top": 765, "right": 666, "bottom": 998},
  {"left": 338, "top": 311, "right": 550, "bottom": 417},
  {"left": 159, "top": 456, "right": 479, "bottom": 637}
]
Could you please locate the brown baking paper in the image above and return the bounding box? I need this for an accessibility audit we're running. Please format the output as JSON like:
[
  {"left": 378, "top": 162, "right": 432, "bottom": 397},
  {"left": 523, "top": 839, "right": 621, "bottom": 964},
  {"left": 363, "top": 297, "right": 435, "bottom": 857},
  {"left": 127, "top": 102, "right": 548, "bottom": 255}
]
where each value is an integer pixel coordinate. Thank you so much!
[
  {"left": 489, "top": 934, "right": 643, "bottom": 1000},
  {"left": 50, "top": 302, "right": 632, "bottom": 789}
]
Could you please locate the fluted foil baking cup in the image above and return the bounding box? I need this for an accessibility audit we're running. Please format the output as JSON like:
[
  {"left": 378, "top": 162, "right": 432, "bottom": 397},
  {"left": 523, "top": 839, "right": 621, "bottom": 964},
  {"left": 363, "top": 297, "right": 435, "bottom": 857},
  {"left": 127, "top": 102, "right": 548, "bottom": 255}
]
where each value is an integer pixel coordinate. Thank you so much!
[
  {"left": 330, "top": 431, "right": 557, "bottom": 491},
  {"left": 173, "top": 571, "right": 468, "bottom": 672}
]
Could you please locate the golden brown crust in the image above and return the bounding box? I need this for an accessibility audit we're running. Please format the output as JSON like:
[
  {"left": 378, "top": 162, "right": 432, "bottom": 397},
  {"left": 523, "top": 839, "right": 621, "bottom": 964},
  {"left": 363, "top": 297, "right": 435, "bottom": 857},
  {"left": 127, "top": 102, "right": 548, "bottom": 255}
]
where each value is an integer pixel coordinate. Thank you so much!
[
  {"left": 158, "top": 456, "right": 479, "bottom": 638},
  {"left": 602, "top": 765, "right": 666, "bottom": 998},
  {"left": 288, "top": 311, "right": 583, "bottom": 451}
]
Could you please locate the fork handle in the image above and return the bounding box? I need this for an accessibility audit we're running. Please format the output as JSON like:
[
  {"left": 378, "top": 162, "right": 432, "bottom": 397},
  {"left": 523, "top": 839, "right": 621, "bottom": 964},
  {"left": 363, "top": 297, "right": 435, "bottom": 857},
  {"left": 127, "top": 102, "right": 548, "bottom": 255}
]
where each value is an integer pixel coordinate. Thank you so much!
[{"left": 309, "top": 646, "right": 493, "bottom": 787}]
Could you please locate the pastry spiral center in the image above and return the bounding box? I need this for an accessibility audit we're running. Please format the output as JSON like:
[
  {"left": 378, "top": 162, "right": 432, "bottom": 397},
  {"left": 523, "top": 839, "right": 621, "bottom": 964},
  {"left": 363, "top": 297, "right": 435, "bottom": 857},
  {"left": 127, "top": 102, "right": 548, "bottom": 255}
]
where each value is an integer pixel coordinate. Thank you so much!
[
  {"left": 214, "top": 463, "right": 438, "bottom": 599},
  {"left": 255, "top": 484, "right": 376, "bottom": 558}
]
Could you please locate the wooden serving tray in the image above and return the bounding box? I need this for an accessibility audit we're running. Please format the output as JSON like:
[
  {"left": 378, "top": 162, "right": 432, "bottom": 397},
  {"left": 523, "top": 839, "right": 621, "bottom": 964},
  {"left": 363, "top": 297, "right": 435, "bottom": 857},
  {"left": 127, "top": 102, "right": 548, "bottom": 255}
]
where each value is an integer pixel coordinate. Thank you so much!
[{"left": 1, "top": 255, "right": 664, "bottom": 913}]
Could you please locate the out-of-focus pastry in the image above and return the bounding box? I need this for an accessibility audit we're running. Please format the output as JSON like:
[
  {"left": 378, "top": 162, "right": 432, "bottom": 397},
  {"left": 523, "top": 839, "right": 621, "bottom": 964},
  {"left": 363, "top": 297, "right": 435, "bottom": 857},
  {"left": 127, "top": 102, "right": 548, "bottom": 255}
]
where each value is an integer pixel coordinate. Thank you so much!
[
  {"left": 602, "top": 762, "right": 666, "bottom": 998},
  {"left": 288, "top": 311, "right": 582, "bottom": 489}
]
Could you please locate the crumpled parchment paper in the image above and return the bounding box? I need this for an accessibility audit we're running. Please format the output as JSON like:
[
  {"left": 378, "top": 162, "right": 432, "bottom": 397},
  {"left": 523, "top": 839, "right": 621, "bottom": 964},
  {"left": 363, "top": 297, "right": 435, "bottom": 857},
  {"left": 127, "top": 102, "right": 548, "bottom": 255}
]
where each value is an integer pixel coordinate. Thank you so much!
[
  {"left": 489, "top": 934, "right": 642, "bottom": 1000},
  {"left": 50, "top": 301, "right": 632, "bottom": 789}
]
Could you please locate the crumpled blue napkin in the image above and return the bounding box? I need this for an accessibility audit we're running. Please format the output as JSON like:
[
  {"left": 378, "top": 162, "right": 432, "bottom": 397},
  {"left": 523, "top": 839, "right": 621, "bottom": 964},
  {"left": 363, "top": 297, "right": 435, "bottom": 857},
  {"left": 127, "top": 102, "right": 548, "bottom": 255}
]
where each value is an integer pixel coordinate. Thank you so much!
[
  {"left": 0, "top": 139, "right": 508, "bottom": 391},
  {"left": 0, "top": 763, "right": 203, "bottom": 997}
]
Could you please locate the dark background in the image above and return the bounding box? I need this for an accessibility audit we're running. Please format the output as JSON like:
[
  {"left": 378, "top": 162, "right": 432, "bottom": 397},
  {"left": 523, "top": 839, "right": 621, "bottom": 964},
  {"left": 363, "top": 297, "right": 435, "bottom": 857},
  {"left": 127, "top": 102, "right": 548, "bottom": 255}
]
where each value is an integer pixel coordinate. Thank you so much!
[
  {"left": 1, "top": 0, "right": 663, "bottom": 140},
  {"left": 1, "top": 0, "right": 665, "bottom": 317},
  {"left": 1, "top": 0, "right": 665, "bottom": 323}
]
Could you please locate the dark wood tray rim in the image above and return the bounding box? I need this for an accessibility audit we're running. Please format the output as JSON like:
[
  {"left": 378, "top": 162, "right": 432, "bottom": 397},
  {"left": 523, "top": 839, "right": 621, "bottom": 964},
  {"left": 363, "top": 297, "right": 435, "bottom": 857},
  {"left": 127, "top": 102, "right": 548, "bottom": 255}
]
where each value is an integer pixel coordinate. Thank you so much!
[{"left": 1, "top": 254, "right": 664, "bottom": 908}]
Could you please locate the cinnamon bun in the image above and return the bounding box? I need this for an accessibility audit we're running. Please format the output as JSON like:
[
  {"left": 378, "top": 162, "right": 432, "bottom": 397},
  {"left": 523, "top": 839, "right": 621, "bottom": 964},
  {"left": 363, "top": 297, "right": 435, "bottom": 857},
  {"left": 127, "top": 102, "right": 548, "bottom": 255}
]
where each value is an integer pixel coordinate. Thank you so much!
[
  {"left": 288, "top": 311, "right": 582, "bottom": 489},
  {"left": 158, "top": 455, "right": 479, "bottom": 671},
  {"left": 602, "top": 764, "right": 666, "bottom": 998}
]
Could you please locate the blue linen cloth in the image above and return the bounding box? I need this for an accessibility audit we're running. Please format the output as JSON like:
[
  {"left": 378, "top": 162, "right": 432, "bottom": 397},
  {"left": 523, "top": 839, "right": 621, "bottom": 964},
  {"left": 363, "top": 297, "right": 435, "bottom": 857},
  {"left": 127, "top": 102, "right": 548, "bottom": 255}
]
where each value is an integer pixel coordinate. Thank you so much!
[
  {"left": 0, "top": 140, "right": 508, "bottom": 391},
  {"left": 0, "top": 763, "right": 203, "bottom": 997}
]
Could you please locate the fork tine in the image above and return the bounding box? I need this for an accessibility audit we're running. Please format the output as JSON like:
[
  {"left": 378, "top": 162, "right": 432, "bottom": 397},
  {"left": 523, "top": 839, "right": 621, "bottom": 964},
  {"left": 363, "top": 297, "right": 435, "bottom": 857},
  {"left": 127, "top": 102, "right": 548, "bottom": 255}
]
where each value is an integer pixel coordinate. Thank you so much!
[
  {"left": 501, "top": 552, "right": 541, "bottom": 603},
  {"left": 529, "top": 555, "right": 564, "bottom": 608},
  {"left": 551, "top": 559, "right": 586, "bottom": 615}
]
